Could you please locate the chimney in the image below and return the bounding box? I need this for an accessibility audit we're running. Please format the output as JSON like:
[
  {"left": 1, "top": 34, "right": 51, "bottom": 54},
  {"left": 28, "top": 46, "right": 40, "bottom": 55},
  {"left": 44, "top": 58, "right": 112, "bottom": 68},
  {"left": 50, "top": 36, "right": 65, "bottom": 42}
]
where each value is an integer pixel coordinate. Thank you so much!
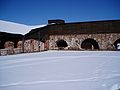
[{"left": 48, "top": 19, "right": 65, "bottom": 25}]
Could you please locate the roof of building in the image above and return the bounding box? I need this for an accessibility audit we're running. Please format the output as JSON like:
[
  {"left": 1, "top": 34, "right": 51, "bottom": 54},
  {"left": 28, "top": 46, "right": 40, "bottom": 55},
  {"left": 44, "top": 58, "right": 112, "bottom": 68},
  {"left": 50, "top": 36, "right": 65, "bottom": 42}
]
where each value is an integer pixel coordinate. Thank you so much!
[{"left": 25, "top": 20, "right": 120, "bottom": 41}]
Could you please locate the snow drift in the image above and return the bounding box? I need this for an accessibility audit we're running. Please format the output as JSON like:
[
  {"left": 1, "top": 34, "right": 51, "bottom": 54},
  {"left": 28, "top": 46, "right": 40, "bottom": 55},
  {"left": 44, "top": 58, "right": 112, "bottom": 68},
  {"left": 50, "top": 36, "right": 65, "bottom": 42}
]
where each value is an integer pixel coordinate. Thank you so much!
[{"left": 0, "top": 20, "right": 46, "bottom": 35}]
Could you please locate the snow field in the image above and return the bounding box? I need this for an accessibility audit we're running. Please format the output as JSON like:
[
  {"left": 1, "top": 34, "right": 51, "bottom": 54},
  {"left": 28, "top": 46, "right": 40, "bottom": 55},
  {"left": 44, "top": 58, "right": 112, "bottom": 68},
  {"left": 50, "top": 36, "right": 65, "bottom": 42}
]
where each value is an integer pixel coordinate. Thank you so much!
[{"left": 0, "top": 51, "right": 120, "bottom": 90}]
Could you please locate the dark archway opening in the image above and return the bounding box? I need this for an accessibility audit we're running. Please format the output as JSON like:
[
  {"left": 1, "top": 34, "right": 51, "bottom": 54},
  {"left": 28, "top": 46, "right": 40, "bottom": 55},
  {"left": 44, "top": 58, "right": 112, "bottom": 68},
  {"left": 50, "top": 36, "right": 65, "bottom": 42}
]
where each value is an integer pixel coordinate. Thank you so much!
[
  {"left": 56, "top": 39, "right": 68, "bottom": 49},
  {"left": 81, "top": 38, "right": 99, "bottom": 50},
  {"left": 114, "top": 38, "right": 120, "bottom": 50}
]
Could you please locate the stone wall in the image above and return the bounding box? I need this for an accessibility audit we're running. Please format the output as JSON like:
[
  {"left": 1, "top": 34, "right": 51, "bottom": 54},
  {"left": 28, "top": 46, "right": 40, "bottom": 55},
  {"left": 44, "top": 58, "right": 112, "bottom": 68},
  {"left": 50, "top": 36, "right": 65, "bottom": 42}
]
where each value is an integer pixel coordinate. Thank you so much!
[
  {"left": 1, "top": 33, "right": 120, "bottom": 56},
  {"left": 0, "top": 39, "right": 45, "bottom": 56},
  {"left": 49, "top": 33, "right": 120, "bottom": 50},
  {"left": 24, "top": 39, "right": 45, "bottom": 53}
]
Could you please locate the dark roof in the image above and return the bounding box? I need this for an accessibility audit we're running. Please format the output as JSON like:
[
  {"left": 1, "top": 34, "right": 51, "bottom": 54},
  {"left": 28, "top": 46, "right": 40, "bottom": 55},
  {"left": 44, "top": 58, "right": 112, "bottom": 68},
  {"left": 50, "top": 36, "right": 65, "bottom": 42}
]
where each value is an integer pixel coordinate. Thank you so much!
[
  {"left": 0, "top": 32, "right": 23, "bottom": 38},
  {"left": 0, "top": 32, "right": 23, "bottom": 48},
  {"left": 25, "top": 20, "right": 120, "bottom": 41}
]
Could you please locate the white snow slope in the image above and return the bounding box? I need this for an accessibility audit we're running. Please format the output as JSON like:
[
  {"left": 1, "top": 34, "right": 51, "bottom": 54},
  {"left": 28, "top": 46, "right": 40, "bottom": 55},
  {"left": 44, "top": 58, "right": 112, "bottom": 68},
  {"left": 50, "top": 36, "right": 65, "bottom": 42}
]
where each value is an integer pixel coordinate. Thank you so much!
[
  {"left": 0, "top": 51, "right": 120, "bottom": 90},
  {"left": 0, "top": 20, "right": 46, "bottom": 35}
]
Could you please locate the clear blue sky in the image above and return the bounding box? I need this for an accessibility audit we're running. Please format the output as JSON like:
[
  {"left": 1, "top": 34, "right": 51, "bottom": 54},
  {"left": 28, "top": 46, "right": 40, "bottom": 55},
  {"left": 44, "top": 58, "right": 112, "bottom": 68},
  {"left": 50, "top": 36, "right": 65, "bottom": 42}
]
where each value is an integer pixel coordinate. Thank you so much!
[{"left": 0, "top": 0, "right": 120, "bottom": 25}]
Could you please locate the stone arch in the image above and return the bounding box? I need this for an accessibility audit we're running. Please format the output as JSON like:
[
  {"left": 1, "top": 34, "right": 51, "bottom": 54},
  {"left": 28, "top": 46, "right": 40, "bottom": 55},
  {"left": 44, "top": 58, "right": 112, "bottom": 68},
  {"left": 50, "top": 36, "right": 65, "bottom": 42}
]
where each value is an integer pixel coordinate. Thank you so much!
[
  {"left": 4, "top": 41, "right": 14, "bottom": 49},
  {"left": 24, "top": 39, "right": 40, "bottom": 52},
  {"left": 81, "top": 38, "right": 99, "bottom": 50},
  {"left": 56, "top": 39, "right": 68, "bottom": 49},
  {"left": 44, "top": 40, "right": 49, "bottom": 50},
  {"left": 4, "top": 41, "right": 15, "bottom": 54},
  {"left": 114, "top": 38, "right": 120, "bottom": 49},
  {"left": 17, "top": 41, "right": 23, "bottom": 48}
]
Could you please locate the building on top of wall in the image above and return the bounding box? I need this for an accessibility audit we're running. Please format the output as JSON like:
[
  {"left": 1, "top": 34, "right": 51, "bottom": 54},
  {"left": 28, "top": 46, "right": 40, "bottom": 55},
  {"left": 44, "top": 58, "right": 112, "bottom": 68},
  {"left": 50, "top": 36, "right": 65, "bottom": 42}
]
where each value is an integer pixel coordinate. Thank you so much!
[
  {"left": 1, "top": 19, "right": 120, "bottom": 55},
  {"left": 25, "top": 19, "right": 120, "bottom": 51}
]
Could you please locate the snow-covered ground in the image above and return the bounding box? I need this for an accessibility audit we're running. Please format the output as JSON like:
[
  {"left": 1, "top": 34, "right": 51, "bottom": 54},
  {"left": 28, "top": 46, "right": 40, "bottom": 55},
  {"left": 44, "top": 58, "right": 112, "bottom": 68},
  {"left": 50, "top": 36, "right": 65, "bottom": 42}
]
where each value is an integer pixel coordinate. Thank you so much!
[
  {"left": 0, "top": 20, "right": 46, "bottom": 35},
  {"left": 0, "top": 51, "right": 120, "bottom": 90}
]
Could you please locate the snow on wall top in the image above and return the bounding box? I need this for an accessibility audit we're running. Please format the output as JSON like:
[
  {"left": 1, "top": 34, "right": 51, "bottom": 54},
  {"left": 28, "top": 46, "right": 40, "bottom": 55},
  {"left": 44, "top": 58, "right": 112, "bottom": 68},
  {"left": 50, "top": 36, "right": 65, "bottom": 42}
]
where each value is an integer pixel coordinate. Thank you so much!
[{"left": 0, "top": 20, "right": 46, "bottom": 35}]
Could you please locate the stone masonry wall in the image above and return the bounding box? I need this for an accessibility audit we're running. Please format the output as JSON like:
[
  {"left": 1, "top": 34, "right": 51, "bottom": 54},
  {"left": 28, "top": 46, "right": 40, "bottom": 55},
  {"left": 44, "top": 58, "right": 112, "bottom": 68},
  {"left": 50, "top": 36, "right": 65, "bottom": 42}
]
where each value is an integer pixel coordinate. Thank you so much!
[
  {"left": 0, "top": 39, "right": 45, "bottom": 56},
  {"left": 1, "top": 33, "right": 120, "bottom": 56},
  {"left": 49, "top": 33, "right": 120, "bottom": 50}
]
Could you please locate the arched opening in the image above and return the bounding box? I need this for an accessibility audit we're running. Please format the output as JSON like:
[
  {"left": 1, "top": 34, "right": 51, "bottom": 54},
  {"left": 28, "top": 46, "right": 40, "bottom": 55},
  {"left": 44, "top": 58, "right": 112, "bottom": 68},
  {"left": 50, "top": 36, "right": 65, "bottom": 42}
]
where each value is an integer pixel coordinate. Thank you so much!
[
  {"left": 56, "top": 39, "right": 68, "bottom": 49},
  {"left": 81, "top": 38, "right": 99, "bottom": 50},
  {"left": 4, "top": 41, "right": 14, "bottom": 49},
  {"left": 114, "top": 38, "right": 120, "bottom": 50}
]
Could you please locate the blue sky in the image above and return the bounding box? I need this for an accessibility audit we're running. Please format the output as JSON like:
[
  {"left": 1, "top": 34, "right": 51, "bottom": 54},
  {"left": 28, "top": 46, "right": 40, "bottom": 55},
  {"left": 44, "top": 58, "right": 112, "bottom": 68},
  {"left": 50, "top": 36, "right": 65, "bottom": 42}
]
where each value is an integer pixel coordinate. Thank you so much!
[{"left": 0, "top": 0, "right": 120, "bottom": 25}]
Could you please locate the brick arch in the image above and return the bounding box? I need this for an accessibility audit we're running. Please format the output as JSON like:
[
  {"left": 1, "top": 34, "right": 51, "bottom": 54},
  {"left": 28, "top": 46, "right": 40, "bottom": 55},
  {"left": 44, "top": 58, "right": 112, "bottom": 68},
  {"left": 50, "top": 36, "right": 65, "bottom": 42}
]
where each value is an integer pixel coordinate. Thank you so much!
[{"left": 81, "top": 38, "right": 99, "bottom": 50}]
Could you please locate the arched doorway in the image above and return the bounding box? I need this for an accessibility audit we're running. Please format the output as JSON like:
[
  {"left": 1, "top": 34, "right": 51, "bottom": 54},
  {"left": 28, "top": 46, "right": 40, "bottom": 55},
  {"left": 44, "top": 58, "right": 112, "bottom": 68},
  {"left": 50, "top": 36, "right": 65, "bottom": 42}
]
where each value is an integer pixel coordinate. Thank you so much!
[
  {"left": 56, "top": 39, "right": 68, "bottom": 49},
  {"left": 81, "top": 38, "right": 99, "bottom": 50},
  {"left": 114, "top": 38, "right": 120, "bottom": 50}
]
